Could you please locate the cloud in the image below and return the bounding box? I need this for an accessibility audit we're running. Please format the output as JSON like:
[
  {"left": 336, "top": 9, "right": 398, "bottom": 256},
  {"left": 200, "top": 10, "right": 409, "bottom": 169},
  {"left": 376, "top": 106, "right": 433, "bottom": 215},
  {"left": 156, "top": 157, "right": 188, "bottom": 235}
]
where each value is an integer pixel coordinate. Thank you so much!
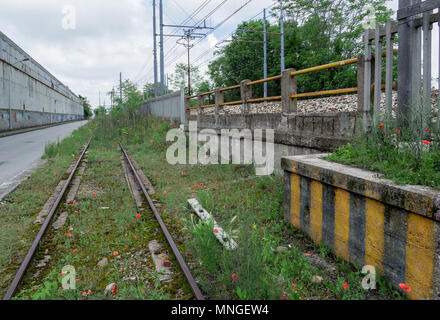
[{"left": 0, "top": 0, "right": 408, "bottom": 108}]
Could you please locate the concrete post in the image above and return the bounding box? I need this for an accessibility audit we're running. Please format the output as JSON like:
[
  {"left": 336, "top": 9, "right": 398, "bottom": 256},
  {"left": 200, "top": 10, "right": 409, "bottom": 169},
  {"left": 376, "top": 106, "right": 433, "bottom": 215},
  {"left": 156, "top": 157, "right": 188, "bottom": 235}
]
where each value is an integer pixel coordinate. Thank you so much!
[
  {"left": 214, "top": 87, "right": 223, "bottom": 128},
  {"left": 357, "top": 55, "right": 365, "bottom": 112},
  {"left": 240, "top": 80, "right": 252, "bottom": 115},
  {"left": 281, "top": 68, "right": 297, "bottom": 113},
  {"left": 197, "top": 94, "right": 204, "bottom": 127},
  {"left": 397, "top": 0, "right": 414, "bottom": 129}
]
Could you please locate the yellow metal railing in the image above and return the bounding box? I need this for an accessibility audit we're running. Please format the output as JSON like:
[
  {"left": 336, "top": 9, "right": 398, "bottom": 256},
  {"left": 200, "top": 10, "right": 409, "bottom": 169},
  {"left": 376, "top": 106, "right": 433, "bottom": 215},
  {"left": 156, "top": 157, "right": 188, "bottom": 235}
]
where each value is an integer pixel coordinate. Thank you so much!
[{"left": 186, "top": 51, "right": 395, "bottom": 110}]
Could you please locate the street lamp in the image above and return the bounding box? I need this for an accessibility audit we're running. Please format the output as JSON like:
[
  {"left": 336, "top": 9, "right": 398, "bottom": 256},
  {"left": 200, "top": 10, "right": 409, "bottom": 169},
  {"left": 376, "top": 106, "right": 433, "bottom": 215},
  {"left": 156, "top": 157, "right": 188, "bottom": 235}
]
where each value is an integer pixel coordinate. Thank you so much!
[{"left": 9, "top": 58, "right": 30, "bottom": 130}]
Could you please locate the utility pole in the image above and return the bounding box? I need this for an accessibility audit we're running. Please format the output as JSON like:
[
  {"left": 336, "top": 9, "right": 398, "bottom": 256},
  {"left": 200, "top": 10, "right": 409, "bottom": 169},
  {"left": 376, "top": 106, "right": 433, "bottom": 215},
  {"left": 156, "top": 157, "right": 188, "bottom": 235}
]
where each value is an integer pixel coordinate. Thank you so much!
[
  {"left": 159, "top": 0, "right": 165, "bottom": 96},
  {"left": 186, "top": 33, "right": 191, "bottom": 96},
  {"left": 153, "top": 0, "right": 159, "bottom": 97},
  {"left": 119, "top": 73, "right": 122, "bottom": 101},
  {"left": 263, "top": 9, "right": 268, "bottom": 97},
  {"left": 280, "top": 0, "right": 285, "bottom": 72},
  {"left": 162, "top": 25, "right": 211, "bottom": 97}
]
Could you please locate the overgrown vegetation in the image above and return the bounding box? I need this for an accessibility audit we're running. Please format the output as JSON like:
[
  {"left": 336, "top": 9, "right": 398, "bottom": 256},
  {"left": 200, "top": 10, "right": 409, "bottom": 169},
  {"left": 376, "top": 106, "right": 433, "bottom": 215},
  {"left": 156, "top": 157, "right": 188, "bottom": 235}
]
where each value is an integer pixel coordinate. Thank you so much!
[
  {"left": 88, "top": 111, "right": 402, "bottom": 300},
  {"left": 327, "top": 108, "right": 440, "bottom": 189}
]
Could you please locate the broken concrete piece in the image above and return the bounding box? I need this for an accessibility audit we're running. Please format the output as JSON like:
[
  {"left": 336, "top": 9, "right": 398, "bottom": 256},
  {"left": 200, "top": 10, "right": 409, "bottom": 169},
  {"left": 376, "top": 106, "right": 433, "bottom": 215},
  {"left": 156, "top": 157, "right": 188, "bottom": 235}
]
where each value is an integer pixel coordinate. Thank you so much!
[
  {"left": 104, "top": 283, "right": 116, "bottom": 295},
  {"left": 97, "top": 258, "right": 109, "bottom": 267},
  {"left": 188, "top": 199, "right": 238, "bottom": 250},
  {"left": 52, "top": 212, "right": 68, "bottom": 230}
]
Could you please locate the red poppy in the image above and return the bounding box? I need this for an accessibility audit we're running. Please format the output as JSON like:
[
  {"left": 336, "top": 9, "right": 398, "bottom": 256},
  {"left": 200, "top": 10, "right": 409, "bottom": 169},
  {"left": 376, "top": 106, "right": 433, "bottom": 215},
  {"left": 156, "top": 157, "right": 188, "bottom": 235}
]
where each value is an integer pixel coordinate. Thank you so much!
[
  {"left": 422, "top": 140, "right": 431, "bottom": 145},
  {"left": 399, "top": 283, "right": 411, "bottom": 292},
  {"left": 111, "top": 286, "right": 116, "bottom": 293},
  {"left": 67, "top": 233, "right": 72, "bottom": 238},
  {"left": 291, "top": 283, "right": 297, "bottom": 292},
  {"left": 93, "top": 192, "right": 97, "bottom": 196},
  {"left": 395, "top": 129, "right": 401, "bottom": 134},
  {"left": 113, "top": 251, "right": 119, "bottom": 256},
  {"left": 232, "top": 273, "right": 239, "bottom": 280},
  {"left": 281, "top": 296, "right": 286, "bottom": 300},
  {"left": 136, "top": 214, "right": 142, "bottom": 218},
  {"left": 214, "top": 229, "right": 219, "bottom": 233},
  {"left": 163, "top": 191, "right": 167, "bottom": 194},
  {"left": 379, "top": 123, "right": 384, "bottom": 130},
  {"left": 73, "top": 249, "right": 78, "bottom": 253},
  {"left": 343, "top": 281, "right": 348, "bottom": 290},
  {"left": 305, "top": 253, "right": 311, "bottom": 257},
  {"left": 73, "top": 201, "right": 76, "bottom": 206}
]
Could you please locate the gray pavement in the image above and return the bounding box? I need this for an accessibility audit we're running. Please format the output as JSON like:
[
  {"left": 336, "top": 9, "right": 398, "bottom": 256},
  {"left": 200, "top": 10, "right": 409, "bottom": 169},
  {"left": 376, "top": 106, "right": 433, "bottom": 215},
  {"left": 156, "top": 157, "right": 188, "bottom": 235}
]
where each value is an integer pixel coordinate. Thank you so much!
[{"left": 0, "top": 121, "right": 88, "bottom": 201}]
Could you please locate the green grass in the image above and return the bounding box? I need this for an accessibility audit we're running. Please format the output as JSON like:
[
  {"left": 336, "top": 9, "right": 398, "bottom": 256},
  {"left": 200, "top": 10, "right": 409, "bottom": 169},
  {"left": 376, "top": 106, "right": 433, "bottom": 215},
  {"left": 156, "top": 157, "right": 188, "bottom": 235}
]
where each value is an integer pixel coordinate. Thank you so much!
[
  {"left": 94, "top": 114, "right": 403, "bottom": 300},
  {"left": 1, "top": 114, "right": 404, "bottom": 300},
  {"left": 326, "top": 112, "right": 440, "bottom": 190}
]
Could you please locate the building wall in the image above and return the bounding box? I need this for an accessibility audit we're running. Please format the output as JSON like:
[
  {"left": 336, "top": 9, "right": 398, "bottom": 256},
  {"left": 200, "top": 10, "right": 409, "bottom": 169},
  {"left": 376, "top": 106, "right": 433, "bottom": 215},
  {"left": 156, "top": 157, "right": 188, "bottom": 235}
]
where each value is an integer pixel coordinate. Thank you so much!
[
  {"left": 0, "top": 31, "right": 83, "bottom": 132},
  {"left": 140, "top": 89, "right": 185, "bottom": 123}
]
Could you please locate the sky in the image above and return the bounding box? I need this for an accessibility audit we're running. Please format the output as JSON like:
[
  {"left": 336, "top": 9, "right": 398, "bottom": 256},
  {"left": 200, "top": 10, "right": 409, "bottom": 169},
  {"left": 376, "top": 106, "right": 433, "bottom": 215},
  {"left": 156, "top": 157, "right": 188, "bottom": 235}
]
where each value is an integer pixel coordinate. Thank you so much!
[{"left": 0, "top": 0, "right": 437, "bottom": 109}]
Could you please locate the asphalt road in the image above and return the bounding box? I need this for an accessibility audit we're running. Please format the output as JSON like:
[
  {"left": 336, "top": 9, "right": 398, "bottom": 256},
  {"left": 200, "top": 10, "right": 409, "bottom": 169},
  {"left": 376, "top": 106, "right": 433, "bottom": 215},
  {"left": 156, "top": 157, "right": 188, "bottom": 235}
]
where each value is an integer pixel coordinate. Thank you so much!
[{"left": 0, "top": 121, "right": 88, "bottom": 200}]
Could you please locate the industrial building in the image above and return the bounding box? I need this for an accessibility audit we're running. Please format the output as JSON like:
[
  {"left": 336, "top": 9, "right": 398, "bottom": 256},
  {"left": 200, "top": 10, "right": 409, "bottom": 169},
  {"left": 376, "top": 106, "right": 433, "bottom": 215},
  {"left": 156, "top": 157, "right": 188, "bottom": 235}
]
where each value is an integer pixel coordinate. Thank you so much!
[{"left": 0, "top": 31, "right": 83, "bottom": 132}]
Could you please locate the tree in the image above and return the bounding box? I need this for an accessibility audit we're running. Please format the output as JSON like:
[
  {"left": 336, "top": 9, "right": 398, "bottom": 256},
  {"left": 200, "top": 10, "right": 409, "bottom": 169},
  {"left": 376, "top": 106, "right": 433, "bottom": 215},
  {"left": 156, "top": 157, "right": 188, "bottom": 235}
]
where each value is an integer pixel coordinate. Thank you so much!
[
  {"left": 207, "top": 0, "right": 393, "bottom": 97},
  {"left": 169, "top": 63, "right": 203, "bottom": 95},
  {"left": 94, "top": 106, "right": 106, "bottom": 117},
  {"left": 79, "top": 95, "right": 93, "bottom": 119}
]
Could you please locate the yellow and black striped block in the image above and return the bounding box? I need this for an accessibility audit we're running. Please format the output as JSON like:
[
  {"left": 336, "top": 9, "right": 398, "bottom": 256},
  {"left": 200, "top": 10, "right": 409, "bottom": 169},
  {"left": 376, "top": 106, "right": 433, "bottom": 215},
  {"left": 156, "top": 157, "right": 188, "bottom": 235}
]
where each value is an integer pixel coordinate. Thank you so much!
[{"left": 282, "top": 155, "right": 440, "bottom": 300}]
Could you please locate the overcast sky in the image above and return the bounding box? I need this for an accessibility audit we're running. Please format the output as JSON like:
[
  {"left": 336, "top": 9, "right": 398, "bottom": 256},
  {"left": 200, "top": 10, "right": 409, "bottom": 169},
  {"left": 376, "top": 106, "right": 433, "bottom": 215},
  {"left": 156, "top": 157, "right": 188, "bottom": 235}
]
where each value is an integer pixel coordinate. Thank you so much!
[{"left": 1, "top": 0, "right": 437, "bottom": 109}]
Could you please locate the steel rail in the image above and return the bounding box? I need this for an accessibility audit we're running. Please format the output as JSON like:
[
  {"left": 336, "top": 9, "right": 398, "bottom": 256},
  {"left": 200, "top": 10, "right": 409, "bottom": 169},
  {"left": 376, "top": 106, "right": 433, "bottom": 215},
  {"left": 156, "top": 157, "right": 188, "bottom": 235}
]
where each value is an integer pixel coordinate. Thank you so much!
[
  {"left": 119, "top": 143, "right": 205, "bottom": 301},
  {"left": 3, "top": 137, "right": 92, "bottom": 300}
]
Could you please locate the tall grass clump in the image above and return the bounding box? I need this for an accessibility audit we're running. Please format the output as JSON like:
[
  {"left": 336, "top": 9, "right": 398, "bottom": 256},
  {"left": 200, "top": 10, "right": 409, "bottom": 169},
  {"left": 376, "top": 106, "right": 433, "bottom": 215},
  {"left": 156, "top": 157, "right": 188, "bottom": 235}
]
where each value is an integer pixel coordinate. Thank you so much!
[{"left": 327, "top": 105, "right": 440, "bottom": 190}]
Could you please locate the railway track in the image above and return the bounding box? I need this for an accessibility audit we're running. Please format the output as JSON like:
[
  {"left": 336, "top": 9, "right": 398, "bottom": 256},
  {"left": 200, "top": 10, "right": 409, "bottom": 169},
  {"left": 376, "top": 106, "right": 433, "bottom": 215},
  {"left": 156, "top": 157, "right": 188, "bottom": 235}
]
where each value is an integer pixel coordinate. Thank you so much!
[{"left": 3, "top": 139, "right": 204, "bottom": 300}]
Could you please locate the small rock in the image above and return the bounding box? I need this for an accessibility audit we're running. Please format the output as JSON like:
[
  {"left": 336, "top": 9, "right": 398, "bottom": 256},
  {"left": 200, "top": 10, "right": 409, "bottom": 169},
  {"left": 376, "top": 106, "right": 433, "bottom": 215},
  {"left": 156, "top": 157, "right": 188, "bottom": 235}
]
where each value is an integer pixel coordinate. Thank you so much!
[
  {"left": 104, "top": 283, "right": 116, "bottom": 295},
  {"left": 148, "top": 240, "right": 161, "bottom": 254},
  {"left": 312, "top": 275, "right": 323, "bottom": 284},
  {"left": 122, "top": 276, "right": 137, "bottom": 282},
  {"left": 97, "top": 258, "right": 108, "bottom": 267},
  {"left": 276, "top": 246, "right": 289, "bottom": 253}
]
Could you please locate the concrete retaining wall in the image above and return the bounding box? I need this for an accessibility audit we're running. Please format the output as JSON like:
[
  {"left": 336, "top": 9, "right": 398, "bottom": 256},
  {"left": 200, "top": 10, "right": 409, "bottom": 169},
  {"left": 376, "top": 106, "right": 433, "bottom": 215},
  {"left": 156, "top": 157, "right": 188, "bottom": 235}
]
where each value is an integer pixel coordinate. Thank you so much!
[
  {"left": 193, "top": 111, "right": 361, "bottom": 151},
  {"left": 140, "top": 89, "right": 184, "bottom": 123},
  {"left": 0, "top": 31, "right": 83, "bottom": 132},
  {"left": 282, "top": 154, "right": 440, "bottom": 300}
]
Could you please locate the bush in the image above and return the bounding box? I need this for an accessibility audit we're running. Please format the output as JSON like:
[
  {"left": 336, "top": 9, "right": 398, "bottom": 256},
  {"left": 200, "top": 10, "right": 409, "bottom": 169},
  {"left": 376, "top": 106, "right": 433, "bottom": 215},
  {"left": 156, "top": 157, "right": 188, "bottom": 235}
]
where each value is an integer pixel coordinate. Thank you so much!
[{"left": 326, "top": 108, "right": 440, "bottom": 190}]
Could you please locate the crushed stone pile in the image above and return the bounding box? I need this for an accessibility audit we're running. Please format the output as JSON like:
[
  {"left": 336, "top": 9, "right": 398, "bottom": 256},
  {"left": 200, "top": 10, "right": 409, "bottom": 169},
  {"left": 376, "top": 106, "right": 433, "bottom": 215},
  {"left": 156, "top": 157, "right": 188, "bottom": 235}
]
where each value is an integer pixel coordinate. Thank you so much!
[{"left": 190, "top": 90, "right": 439, "bottom": 117}]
